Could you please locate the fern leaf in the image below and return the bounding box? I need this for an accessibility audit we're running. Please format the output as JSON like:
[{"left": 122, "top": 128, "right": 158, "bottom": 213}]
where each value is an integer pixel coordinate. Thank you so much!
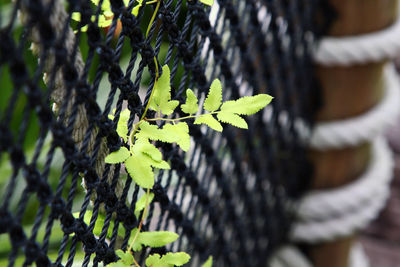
[
  {"left": 148, "top": 158, "right": 170, "bottom": 169},
  {"left": 116, "top": 109, "right": 130, "bottom": 141},
  {"left": 194, "top": 114, "right": 223, "bottom": 132},
  {"left": 133, "top": 140, "right": 162, "bottom": 162},
  {"left": 125, "top": 154, "right": 154, "bottom": 189},
  {"left": 199, "top": 0, "right": 214, "bottom": 6},
  {"left": 220, "top": 94, "right": 273, "bottom": 115},
  {"left": 139, "top": 231, "right": 179, "bottom": 248},
  {"left": 105, "top": 147, "right": 130, "bottom": 164},
  {"left": 217, "top": 112, "right": 248, "bottom": 129},
  {"left": 71, "top": 12, "right": 82, "bottom": 22},
  {"left": 137, "top": 122, "right": 173, "bottom": 143},
  {"left": 203, "top": 79, "right": 222, "bottom": 112},
  {"left": 134, "top": 193, "right": 155, "bottom": 219},
  {"left": 115, "top": 250, "right": 134, "bottom": 265},
  {"left": 150, "top": 65, "right": 179, "bottom": 116},
  {"left": 132, "top": 230, "right": 179, "bottom": 252},
  {"left": 146, "top": 254, "right": 163, "bottom": 267},
  {"left": 145, "top": 252, "right": 190, "bottom": 267},
  {"left": 162, "top": 252, "right": 191, "bottom": 266},
  {"left": 201, "top": 256, "right": 213, "bottom": 267},
  {"left": 181, "top": 89, "right": 198, "bottom": 114},
  {"left": 163, "top": 123, "right": 190, "bottom": 151},
  {"left": 159, "top": 100, "right": 179, "bottom": 116}
]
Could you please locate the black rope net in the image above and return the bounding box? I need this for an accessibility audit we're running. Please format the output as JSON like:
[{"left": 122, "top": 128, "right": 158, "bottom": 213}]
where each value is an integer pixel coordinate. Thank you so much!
[{"left": 0, "top": 0, "right": 322, "bottom": 266}]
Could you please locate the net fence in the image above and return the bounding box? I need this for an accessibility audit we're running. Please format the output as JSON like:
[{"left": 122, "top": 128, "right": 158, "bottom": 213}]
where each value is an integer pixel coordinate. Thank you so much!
[{"left": 0, "top": 0, "right": 324, "bottom": 266}]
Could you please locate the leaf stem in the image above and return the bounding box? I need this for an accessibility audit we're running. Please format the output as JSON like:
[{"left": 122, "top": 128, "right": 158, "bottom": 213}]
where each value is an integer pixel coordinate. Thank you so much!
[
  {"left": 129, "top": 0, "right": 162, "bottom": 148},
  {"left": 132, "top": 257, "right": 141, "bottom": 267},
  {"left": 145, "top": 0, "right": 161, "bottom": 38},
  {"left": 140, "top": 0, "right": 161, "bottom": 121},
  {"left": 128, "top": 188, "right": 151, "bottom": 252},
  {"left": 145, "top": 111, "right": 219, "bottom": 123}
]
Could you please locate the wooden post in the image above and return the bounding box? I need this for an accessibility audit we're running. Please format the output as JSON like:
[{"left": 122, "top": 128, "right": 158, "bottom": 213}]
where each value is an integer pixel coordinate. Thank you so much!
[{"left": 304, "top": 1, "right": 398, "bottom": 267}]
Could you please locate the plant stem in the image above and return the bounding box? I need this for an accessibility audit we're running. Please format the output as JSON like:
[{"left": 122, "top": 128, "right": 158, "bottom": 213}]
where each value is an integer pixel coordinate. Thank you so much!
[
  {"left": 128, "top": 188, "right": 151, "bottom": 252},
  {"left": 145, "top": 0, "right": 161, "bottom": 38},
  {"left": 145, "top": 111, "right": 219, "bottom": 123},
  {"left": 140, "top": 0, "right": 162, "bottom": 120},
  {"left": 129, "top": 0, "right": 161, "bottom": 147},
  {"left": 132, "top": 257, "right": 141, "bottom": 267}
]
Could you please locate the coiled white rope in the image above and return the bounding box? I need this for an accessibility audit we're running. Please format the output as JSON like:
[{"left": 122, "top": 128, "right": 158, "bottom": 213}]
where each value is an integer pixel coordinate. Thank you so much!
[
  {"left": 298, "top": 137, "right": 394, "bottom": 221},
  {"left": 314, "top": 18, "right": 400, "bottom": 66},
  {"left": 269, "top": 246, "right": 312, "bottom": 267},
  {"left": 269, "top": 243, "right": 369, "bottom": 267},
  {"left": 291, "top": 137, "right": 393, "bottom": 243},
  {"left": 310, "top": 64, "right": 400, "bottom": 150}
]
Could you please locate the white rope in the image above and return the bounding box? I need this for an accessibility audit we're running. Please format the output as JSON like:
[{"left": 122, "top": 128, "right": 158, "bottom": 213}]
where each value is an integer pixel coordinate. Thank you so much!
[
  {"left": 314, "top": 18, "right": 400, "bottom": 66},
  {"left": 269, "top": 243, "right": 369, "bottom": 267},
  {"left": 298, "top": 137, "right": 394, "bottom": 221},
  {"left": 310, "top": 64, "right": 400, "bottom": 150},
  {"left": 291, "top": 177, "right": 390, "bottom": 243},
  {"left": 291, "top": 135, "right": 393, "bottom": 243}
]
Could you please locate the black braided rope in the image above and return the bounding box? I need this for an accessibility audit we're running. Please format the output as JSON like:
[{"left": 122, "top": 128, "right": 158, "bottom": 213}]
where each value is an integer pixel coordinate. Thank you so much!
[{"left": 0, "top": 0, "right": 325, "bottom": 266}]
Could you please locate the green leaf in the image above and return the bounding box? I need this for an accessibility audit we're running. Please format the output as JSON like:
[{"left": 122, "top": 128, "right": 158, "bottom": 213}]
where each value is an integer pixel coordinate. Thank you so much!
[
  {"left": 162, "top": 252, "right": 191, "bottom": 266},
  {"left": 131, "top": 231, "right": 179, "bottom": 252},
  {"left": 105, "top": 147, "right": 130, "bottom": 164},
  {"left": 125, "top": 154, "right": 154, "bottom": 189},
  {"left": 91, "top": 0, "right": 111, "bottom": 11},
  {"left": 145, "top": 252, "right": 190, "bottom": 267},
  {"left": 131, "top": 0, "right": 143, "bottom": 16},
  {"left": 181, "top": 89, "right": 199, "bottom": 114},
  {"left": 107, "top": 261, "right": 128, "bottom": 267},
  {"left": 133, "top": 140, "right": 163, "bottom": 162},
  {"left": 150, "top": 65, "right": 179, "bottom": 115},
  {"left": 216, "top": 112, "right": 248, "bottom": 129},
  {"left": 115, "top": 250, "right": 134, "bottom": 265},
  {"left": 137, "top": 122, "right": 173, "bottom": 143},
  {"left": 194, "top": 114, "right": 223, "bottom": 132},
  {"left": 155, "top": 65, "right": 171, "bottom": 103},
  {"left": 109, "top": 109, "right": 130, "bottom": 142},
  {"left": 203, "top": 79, "right": 222, "bottom": 112},
  {"left": 160, "top": 100, "right": 180, "bottom": 116},
  {"left": 116, "top": 109, "right": 131, "bottom": 142},
  {"left": 129, "top": 228, "right": 143, "bottom": 252},
  {"left": 139, "top": 231, "right": 179, "bottom": 248},
  {"left": 71, "top": 12, "right": 82, "bottom": 22},
  {"left": 137, "top": 122, "right": 190, "bottom": 152},
  {"left": 201, "top": 256, "right": 213, "bottom": 267},
  {"left": 220, "top": 94, "right": 273, "bottom": 115},
  {"left": 98, "top": 15, "right": 113, "bottom": 28},
  {"left": 146, "top": 254, "right": 163, "bottom": 267},
  {"left": 162, "top": 123, "right": 190, "bottom": 151},
  {"left": 135, "top": 193, "right": 155, "bottom": 219},
  {"left": 132, "top": 5, "right": 140, "bottom": 16},
  {"left": 199, "top": 0, "right": 214, "bottom": 6},
  {"left": 146, "top": 156, "right": 170, "bottom": 169}
]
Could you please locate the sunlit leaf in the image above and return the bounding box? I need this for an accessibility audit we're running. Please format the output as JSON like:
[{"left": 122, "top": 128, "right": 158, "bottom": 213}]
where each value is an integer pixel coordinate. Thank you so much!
[
  {"left": 216, "top": 112, "right": 248, "bottom": 129},
  {"left": 134, "top": 193, "right": 155, "bottom": 219},
  {"left": 181, "top": 89, "right": 198, "bottom": 114},
  {"left": 194, "top": 114, "right": 223, "bottom": 132},
  {"left": 125, "top": 154, "right": 154, "bottom": 189},
  {"left": 203, "top": 79, "right": 222, "bottom": 112},
  {"left": 105, "top": 147, "right": 130, "bottom": 164},
  {"left": 220, "top": 94, "right": 273, "bottom": 115}
]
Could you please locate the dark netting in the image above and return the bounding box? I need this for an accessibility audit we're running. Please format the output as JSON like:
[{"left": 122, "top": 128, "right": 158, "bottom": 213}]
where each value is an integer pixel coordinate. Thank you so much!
[{"left": 0, "top": 0, "right": 322, "bottom": 266}]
